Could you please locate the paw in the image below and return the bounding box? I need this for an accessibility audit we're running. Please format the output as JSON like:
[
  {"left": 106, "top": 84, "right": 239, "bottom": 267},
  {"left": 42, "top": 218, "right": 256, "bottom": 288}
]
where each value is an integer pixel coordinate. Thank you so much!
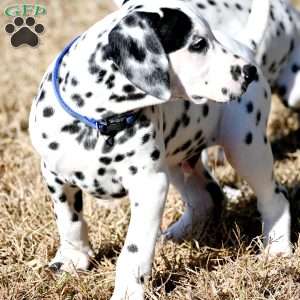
[
  {"left": 111, "top": 285, "right": 144, "bottom": 300},
  {"left": 163, "top": 214, "right": 205, "bottom": 242},
  {"left": 5, "top": 16, "right": 44, "bottom": 47},
  {"left": 264, "top": 240, "right": 292, "bottom": 258},
  {"left": 49, "top": 245, "right": 94, "bottom": 273}
]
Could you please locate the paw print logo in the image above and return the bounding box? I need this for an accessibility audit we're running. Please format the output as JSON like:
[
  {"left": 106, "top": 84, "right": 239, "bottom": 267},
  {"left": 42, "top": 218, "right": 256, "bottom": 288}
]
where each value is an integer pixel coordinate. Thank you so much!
[{"left": 5, "top": 16, "right": 44, "bottom": 48}]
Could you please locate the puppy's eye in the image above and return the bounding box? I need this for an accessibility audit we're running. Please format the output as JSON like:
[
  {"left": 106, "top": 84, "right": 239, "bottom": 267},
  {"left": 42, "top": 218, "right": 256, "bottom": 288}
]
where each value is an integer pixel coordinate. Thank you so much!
[{"left": 189, "top": 38, "right": 209, "bottom": 53}]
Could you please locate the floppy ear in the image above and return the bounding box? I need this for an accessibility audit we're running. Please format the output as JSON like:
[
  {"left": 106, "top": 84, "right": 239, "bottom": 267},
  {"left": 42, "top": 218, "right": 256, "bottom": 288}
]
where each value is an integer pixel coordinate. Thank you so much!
[{"left": 108, "top": 11, "right": 171, "bottom": 101}]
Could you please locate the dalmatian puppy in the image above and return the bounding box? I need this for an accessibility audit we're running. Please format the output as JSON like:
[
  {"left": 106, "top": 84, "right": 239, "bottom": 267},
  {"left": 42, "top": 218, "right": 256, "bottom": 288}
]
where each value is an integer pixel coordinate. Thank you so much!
[
  {"left": 116, "top": 0, "right": 300, "bottom": 109},
  {"left": 29, "top": 0, "right": 291, "bottom": 299}
]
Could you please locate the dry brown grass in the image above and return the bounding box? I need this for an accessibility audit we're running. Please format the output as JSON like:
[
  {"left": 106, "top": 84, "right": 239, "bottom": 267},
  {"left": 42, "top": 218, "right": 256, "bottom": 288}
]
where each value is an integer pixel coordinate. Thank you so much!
[{"left": 1, "top": 1, "right": 300, "bottom": 299}]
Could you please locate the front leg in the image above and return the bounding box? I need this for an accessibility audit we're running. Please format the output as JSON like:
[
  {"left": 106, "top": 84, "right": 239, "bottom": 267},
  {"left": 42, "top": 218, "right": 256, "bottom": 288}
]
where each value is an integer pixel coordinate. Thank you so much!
[{"left": 111, "top": 170, "right": 169, "bottom": 300}]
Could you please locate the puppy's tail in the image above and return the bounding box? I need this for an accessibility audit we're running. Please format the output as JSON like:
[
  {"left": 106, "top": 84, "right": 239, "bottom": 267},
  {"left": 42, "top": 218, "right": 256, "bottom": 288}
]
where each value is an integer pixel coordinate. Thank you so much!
[{"left": 240, "top": 0, "right": 270, "bottom": 53}]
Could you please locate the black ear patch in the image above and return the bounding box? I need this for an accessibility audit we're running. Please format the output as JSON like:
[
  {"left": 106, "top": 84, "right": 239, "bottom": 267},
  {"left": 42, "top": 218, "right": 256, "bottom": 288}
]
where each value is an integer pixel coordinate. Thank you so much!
[
  {"left": 133, "top": 8, "right": 193, "bottom": 53},
  {"left": 156, "top": 8, "right": 193, "bottom": 53}
]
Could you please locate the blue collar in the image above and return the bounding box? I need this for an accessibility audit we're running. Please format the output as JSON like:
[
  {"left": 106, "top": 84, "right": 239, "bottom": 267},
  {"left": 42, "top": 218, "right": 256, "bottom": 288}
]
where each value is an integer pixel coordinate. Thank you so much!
[{"left": 52, "top": 36, "right": 139, "bottom": 137}]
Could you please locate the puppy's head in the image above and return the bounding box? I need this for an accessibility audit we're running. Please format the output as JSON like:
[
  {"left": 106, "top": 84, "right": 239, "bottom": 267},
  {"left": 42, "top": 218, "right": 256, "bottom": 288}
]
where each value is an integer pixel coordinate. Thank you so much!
[{"left": 106, "top": 5, "right": 258, "bottom": 105}]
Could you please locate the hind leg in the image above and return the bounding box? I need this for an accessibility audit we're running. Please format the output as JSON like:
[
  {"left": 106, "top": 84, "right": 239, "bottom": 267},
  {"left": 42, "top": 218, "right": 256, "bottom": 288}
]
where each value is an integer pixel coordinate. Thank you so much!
[
  {"left": 41, "top": 162, "right": 93, "bottom": 272},
  {"left": 164, "top": 158, "right": 224, "bottom": 242},
  {"left": 220, "top": 88, "right": 291, "bottom": 255}
]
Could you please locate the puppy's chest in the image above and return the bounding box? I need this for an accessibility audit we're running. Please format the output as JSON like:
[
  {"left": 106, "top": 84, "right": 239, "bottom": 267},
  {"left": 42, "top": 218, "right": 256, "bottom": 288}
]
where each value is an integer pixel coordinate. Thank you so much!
[
  {"left": 162, "top": 101, "right": 221, "bottom": 164},
  {"left": 32, "top": 81, "right": 220, "bottom": 199}
]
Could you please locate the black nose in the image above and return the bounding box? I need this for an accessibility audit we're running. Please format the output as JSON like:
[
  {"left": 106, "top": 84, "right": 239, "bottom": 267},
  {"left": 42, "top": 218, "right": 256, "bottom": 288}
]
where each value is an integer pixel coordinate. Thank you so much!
[{"left": 243, "top": 64, "right": 258, "bottom": 84}]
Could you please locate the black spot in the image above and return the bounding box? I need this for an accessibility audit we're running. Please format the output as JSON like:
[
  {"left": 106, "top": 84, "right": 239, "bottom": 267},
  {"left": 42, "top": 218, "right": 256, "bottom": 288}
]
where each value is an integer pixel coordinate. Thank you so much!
[
  {"left": 289, "top": 39, "right": 295, "bottom": 53},
  {"left": 127, "top": 36, "right": 147, "bottom": 62},
  {"left": 49, "top": 142, "right": 59, "bottom": 150},
  {"left": 202, "top": 104, "right": 209, "bottom": 117},
  {"left": 61, "top": 122, "right": 81, "bottom": 134},
  {"left": 246, "top": 101, "right": 254, "bottom": 113},
  {"left": 235, "top": 3, "right": 242, "bottom": 10},
  {"left": 269, "top": 62, "right": 277, "bottom": 74},
  {"left": 118, "top": 127, "right": 136, "bottom": 144},
  {"left": 221, "top": 87, "right": 228, "bottom": 95},
  {"left": 72, "top": 94, "right": 85, "bottom": 107},
  {"left": 102, "top": 140, "right": 115, "bottom": 154},
  {"left": 279, "top": 21, "right": 285, "bottom": 32},
  {"left": 97, "top": 70, "right": 107, "bottom": 83},
  {"left": 124, "top": 14, "right": 137, "bottom": 26},
  {"left": 164, "top": 119, "right": 181, "bottom": 148},
  {"left": 194, "top": 130, "right": 203, "bottom": 140},
  {"left": 47, "top": 185, "right": 56, "bottom": 194},
  {"left": 43, "top": 107, "right": 54, "bottom": 117},
  {"left": 105, "top": 74, "right": 116, "bottom": 89},
  {"left": 71, "top": 77, "right": 78, "bottom": 86},
  {"left": 245, "top": 132, "right": 253, "bottom": 145},
  {"left": 151, "top": 149, "right": 160, "bottom": 161},
  {"left": 55, "top": 177, "right": 64, "bottom": 185},
  {"left": 138, "top": 115, "right": 151, "bottom": 128},
  {"left": 99, "top": 157, "right": 112, "bottom": 165},
  {"left": 197, "top": 3, "right": 206, "bottom": 9},
  {"left": 208, "top": 0, "right": 216, "bottom": 5},
  {"left": 184, "top": 101, "right": 190, "bottom": 111},
  {"left": 173, "top": 140, "right": 192, "bottom": 155},
  {"left": 74, "top": 191, "right": 83, "bottom": 212},
  {"left": 96, "top": 108, "right": 106, "bottom": 113},
  {"left": 127, "top": 150, "right": 135, "bottom": 157},
  {"left": 142, "top": 133, "right": 150, "bottom": 144},
  {"left": 256, "top": 110, "right": 261, "bottom": 126},
  {"left": 72, "top": 213, "right": 79, "bottom": 222},
  {"left": 292, "top": 64, "right": 300, "bottom": 73},
  {"left": 115, "top": 154, "right": 125, "bottom": 162},
  {"left": 262, "top": 54, "right": 267, "bottom": 66},
  {"left": 59, "top": 194, "right": 67, "bottom": 202},
  {"left": 270, "top": 8, "right": 275, "bottom": 21},
  {"left": 127, "top": 244, "right": 138, "bottom": 252},
  {"left": 230, "top": 65, "right": 242, "bottom": 81},
  {"left": 86, "top": 92, "right": 93, "bottom": 98},
  {"left": 181, "top": 114, "right": 190, "bottom": 127},
  {"left": 42, "top": 133, "right": 48, "bottom": 139},
  {"left": 38, "top": 90, "right": 46, "bottom": 101},
  {"left": 98, "top": 168, "right": 106, "bottom": 176},
  {"left": 138, "top": 275, "right": 145, "bottom": 284},
  {"left": 129, "top": 166, "right": 138, "bottom": 175},
  {"left": 123, "top": 84, "right": 136, "bottom": 93},
  {"left": 74, "top": 171, "right": 85, "bottom": 180}
]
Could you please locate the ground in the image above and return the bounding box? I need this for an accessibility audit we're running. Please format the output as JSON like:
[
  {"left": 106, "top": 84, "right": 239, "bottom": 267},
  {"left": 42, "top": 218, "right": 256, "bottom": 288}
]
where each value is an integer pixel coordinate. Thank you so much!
[{"left": 1, "top": 0, "right": 300, "bottom": 299}]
